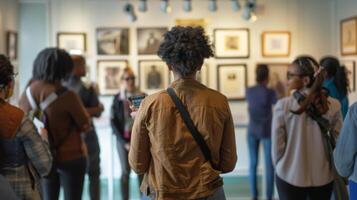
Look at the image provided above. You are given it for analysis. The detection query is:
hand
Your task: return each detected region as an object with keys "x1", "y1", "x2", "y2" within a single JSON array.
[
  {"x1": 124, "y1": 143, "x2": 130, "y2": 151},
  {"x1": 130, "y1": 105, "x2": 138, "y2": 118},
  {"x1": 39, "y1": 128, "x2": 49, "y2": 142}
]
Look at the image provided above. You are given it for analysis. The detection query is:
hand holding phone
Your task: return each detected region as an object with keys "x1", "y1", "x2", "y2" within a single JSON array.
[{"x1": 128, "y1": 94, "x2": 146, "y2": 109}]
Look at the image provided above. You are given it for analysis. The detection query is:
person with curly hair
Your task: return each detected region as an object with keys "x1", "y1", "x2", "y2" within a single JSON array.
[
  {"x1": 0, "y1": 54, "x2": 52, "y2": 199},
  {"x1": 128, "y1": 26, "x2": 237, "y2": 200}
]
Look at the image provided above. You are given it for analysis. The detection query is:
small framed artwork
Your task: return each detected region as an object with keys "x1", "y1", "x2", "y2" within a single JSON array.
[
  {"x1": 97, "y1": 60, "x2": 128, "y2": 95},
  {"x1": 169, "y1": 62, "x2": 209, "y2": 86},
  {"x1": 261, "y1": 63, "x2": 290, "y2": 98},
  {"x1": 137, "y1": 27, "x2": 168, "y2": 55},
  {"x1": 341, "y1": 17, "x2": 357, "y2": 56},
  {"x1": 217, "y1": 64, "x2": 247, "y2": 100},
  {"x1": 341, "y1": 60, "x2": 356, "y2": 91},
  {"x1": 175, "y1": 18, "x2": 206, "y2": 29},
  {"x1": 6, "y1": 31, "x2": 18, "y2": 60},
  {"x1": 214, "y1": 28, "x2": 250, "y2": 59},
  {"x1": 96, "y1": 27, "x2": 129, "y2": 55},
  {"x1": 138, "y1": 60, "x2": 170, "y2": 94},
  {"x1": 57, "y1": 32, "x2": 87, "y2": 54},
  {"x1": 262, "y1": 31, "x2": 291, "y2": 57}
]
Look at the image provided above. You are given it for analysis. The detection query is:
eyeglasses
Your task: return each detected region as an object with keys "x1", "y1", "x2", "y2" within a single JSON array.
[
  {"x1": 123, "y1": 76, "x2": 135, "y2": 81},
  {"x1": 286, "y1": 72, "x2": 305, "y2": 80}
]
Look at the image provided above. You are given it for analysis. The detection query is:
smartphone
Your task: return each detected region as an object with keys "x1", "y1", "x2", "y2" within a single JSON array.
[{"x1": 128, "y1": 94, "x2": 146, "y2": 109}]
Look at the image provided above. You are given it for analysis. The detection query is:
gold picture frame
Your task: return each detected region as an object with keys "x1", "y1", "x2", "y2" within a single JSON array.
[
  {"x1": 262, "y1": 31, "x2": 291, "y2": 57},
  {"x1": 341, "y1": 16, "x2": 357, "y2": 56}
]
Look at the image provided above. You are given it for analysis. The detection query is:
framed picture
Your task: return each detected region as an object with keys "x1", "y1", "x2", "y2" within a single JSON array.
[
  {"x1": 97, "y1": 60, "x2": 128, "y2": 95},
  {"x1": 214, "y1": 28, "x2": 250, "y2": 58},
  {"x1": 137, "y1": 27, "x2": 168, "y2": 55},
  {"x1": 260, "y1": 63, "x2": 290, "y2": 98},
  {"x1": 57, "y1": 32, "x2": 86, "y2": 54},
  {"x1": 341, "y1": 17, "x2": 357, "y2": 56},
  {"x1": 169, "y1": 62, "x2": 209, "y2": 86},
  {"x1": 175, "y1": 18, "x2": 206, "y2": 29},
  {"x1": 96, "y1": 28, "x2": 129, "y2": 55},
  {"x1": 341, "y1": 60, "x2": 356, "y2": 91},
  {"x1": 262, "y1": 31, "x2": 291, "y2": 57},
  {"x1": 138, "y1": 60, "x2": 170, "y2": 94},
  {"x1": 217, "y1": 64, "x2": 247, "y2": 100},
  {"x1": 6, "y1": 31, "x2": 18, "y2": 60}
]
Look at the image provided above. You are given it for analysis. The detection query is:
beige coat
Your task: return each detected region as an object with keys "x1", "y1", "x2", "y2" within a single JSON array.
[{"x1": 129, "y1": 78, "x2": 237, "y2": 200}]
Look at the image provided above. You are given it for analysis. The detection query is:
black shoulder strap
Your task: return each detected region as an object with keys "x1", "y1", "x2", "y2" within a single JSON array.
[{"x1": 166, "y1": 87, "x2": 212, "y2": 163}]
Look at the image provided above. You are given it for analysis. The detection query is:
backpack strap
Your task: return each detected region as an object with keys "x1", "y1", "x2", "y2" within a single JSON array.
[
  {"x1": 166, "y1": 87, "x2": 214, "y2": 167},
  {"x1": 25, "y1": 87, "x2": 38, "y2": 110}
]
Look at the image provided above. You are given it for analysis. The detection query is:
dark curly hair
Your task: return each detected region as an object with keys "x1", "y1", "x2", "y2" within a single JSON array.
[
  {"x1": 32, "y1": 48, "x2": 73, "y2": 83},
  {"x1": 158, "y1": 26, "x2": 214, "y2": 77},
  {"x1": 320, "y1": 56, "x2": 348, "y2": 97},
  {"x1": 0, "y1": 55, "x2": 15, "y2": 88}
]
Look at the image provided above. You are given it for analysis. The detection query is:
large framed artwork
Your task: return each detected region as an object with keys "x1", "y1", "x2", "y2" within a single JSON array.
[
  {"x1": 217, "y1": 64, "x2": 247, "y2": 100},
  {"x1": 261, "y1": 63, "x2": 290, "y2": 98},
  {"x1": 57, "y1": 32, "x2": 87, "y2": 54},
  {"x1": 137, "y1": 27, "x2": 168, "y2": 55},
  {"x1": 6, "y1": 31, "x2": 18, "y2": 60},
  {"x1": 97, "y1": 60, "x2": 128, "y2": 95},
  {"x1": 96, "y1": 28, "x2": 129, "y2": 55},
  {"x1": 175, "y1": 18, "x2": 206, "y2": 29},
  {"x1": 214, "y1": 28, "x2": 250, "y2": 59},
  {"x1": 138, "y1": 60, "x2": 170, "y2": 94},
  {"x1": 341, "y1": 17, "x2": 357, "y2": 56},
  {"x1": 262, "y1": 31, "x2": 291, "y2": 57},
  {"x1": 341, "y1": 60, "x2": 356, "y2": 91}
]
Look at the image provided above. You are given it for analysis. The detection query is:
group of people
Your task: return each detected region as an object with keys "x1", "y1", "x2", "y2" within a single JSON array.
[
  {"x1": 1, "y1": 25, "x2": 357, "y2": 200},
  {"x1": 246, "y1": 55, "x2": 353, "y2": 200}
]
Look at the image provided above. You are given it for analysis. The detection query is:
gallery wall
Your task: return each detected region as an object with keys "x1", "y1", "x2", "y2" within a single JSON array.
[{"x1": 0, "y1": 0, "x2": 18, "y2": 56}]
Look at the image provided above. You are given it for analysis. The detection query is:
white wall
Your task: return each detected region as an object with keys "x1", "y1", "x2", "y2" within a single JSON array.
[{"x1": 332, "y1": 0, "x2": 357, "y2": 103}]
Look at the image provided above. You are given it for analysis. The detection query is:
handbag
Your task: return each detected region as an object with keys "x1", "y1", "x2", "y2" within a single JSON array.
[{"x1": 166, "y1": 87, "x2": 217, "y2": 170}]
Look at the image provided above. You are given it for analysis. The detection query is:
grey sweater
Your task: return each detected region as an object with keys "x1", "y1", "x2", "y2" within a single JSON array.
[
  {"x1": 272, "y1": 96, "x2": 342, "y2": 187},
  {"x1": 334, "y1": 102, "x2": 357, "y2": 182}
]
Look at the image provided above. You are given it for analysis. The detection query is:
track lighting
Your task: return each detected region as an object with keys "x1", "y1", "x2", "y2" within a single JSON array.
[
  {"x1": 208, "y1": 0, "x2": 217, "y2": 12},
  {"x1": 183, "y1": 0, "x2": 192, "y2": 12},
  {"x1": 231, "y1": 0, "x2": 241, "y2": 11},
  {"x1": 138, "y1": 0, "x2": 147, "y2": 12},
  {"x1": 241, "y1": 0, "x2": 257, "y2": 22},
  {"x1": 124, "y1": 3, "x2": 137, "y2": 22},
  {"x1": 160, "y1": 0, "x2": 172, "y2": 13}
]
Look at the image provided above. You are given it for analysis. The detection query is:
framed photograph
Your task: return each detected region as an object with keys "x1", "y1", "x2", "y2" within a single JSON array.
[
  {"x1": 6, "y1": 31, "x2": 18, "y2": 60},
  {"x1": 97, "y1": 60, "x2": 128, "y2": 95},
  {"x1": 175, "y1": 18, "x2": 206, "y2": 29},
  {"x1": 138, "y1": 60, "x2": 170, "y2": 94},
  {"x1": 217, "y1": 64, "x2": 247, "y2": 100},
  {"x1": 261, "y1": 63, "x2": 290, "y2": 98},
  {"x1": 262, "y1": 31, "x2": 291, "y2": 57},
  {"x1": 341, "y1": 60, "x2": 356, "y2": 91},
  {"x1": 137, "y1": 27, "x2": 168, "y2": 55},
  {"x1": 57, "y1": 32, "x2": 87, "y2": 54},
  {"x1": 96, "y1": 28, "x2": 129, "y2": 55},
  {"x1": 169, "y1": 62, "x2": 209, "y2": 86},
  {"x1": 214, "y1": 28, "x2": 250, "y2": 58},
  {"x1": 341, "y1": 17, "x2": 357, "y2": 56}
]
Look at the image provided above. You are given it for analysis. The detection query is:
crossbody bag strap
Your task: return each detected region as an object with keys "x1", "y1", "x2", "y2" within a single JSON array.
[{"x1": 166, "y1": 87, "x2": 212, "y2": 163}]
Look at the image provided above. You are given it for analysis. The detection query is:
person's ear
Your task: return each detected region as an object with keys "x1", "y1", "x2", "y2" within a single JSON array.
[
  {"x1": 168, "y1": 65, "x2": 173, "y2": 71},
  {"x1": 302, "y1": 76, "x2": 311, "y2": 87}
]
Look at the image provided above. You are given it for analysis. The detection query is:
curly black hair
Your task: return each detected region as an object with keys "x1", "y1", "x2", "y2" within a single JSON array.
[
  {"x1": 0, "y1": 55, "x2": 15, "y2": 88},
  {"x1": 32, "y1": 48, "x2": 73, "y2": 83},
  {"x1": 158, "y1": 26, "x2": 214, "y2": 77}
]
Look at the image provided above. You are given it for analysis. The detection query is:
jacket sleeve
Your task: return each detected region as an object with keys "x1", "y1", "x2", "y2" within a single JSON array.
[
  {"x1": 129, "y1": 99, "x2": 151, "y2": 174},
  {"x1": 67, "y1": 91, "x2": 91, "y2": 132},
  {"x1": 20, "y1": 117, "x2": 52, "y2": 177},
  {"x1": 110, "y1": 96, "x2": 127, "y2": 143},
  {"x1": 218, "y1": 102, "x2": 237, "y2": 173},
  {"x1": 271, "y1": 99, "x2": 287, "y2": 166},
  {"x1": 333, "y1": 104, "x2": 357, "y2": 178}
]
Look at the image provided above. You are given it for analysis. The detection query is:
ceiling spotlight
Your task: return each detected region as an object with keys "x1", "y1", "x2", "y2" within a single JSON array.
[
  {"x1": 231, "y1": 0, "x2": 241, "y2": 11},
  {"x1": 160, "y1": 0, "x2": 172, "y2": 13},
  {"x1": 241, "y1": 0, "x2": 256, "y2": 22},
  {"x1": 124, "y1": 3, "x2": 137, "y2": 22},
  {"x1": 208, "y1": 0, "x2": 217, "y2": 12},
  {"x1": 138, "y1": 0, "x2": 147, "y2": 12},
  {"x1": 183, "y1": 0, "x2": 192, "y2": 12}
]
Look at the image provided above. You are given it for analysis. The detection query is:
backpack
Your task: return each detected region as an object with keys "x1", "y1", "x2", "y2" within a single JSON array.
[{"x1": 25, "y1": 86, "x2": 68, "y2": 178}]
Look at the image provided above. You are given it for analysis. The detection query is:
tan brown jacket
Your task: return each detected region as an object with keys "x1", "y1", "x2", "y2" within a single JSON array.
[{"x1": 129, "y1": 78, "x2": 237, "y2": 200}]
